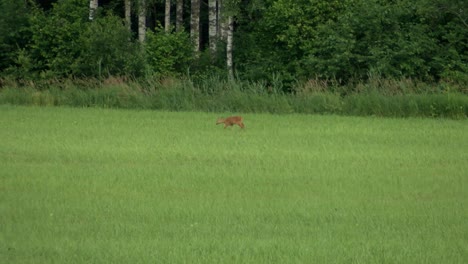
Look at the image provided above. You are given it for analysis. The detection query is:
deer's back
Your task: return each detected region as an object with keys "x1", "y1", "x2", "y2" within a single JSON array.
[{"x1": 226, "y1": 116, "x2": 242, "y2": 123}]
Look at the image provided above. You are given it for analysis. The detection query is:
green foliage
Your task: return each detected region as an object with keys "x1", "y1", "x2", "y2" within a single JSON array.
[
  {"x1": 14, "y1": 0, "x2": 145, "y2": 79},
  {"x1": 1, "y1": 78, "x2": 467, "y2": 119},
  {"x1": 236, "y1": 0, "x2": 346, "y2": 85},
  {"x1": 0, "y1": 0, "x2": 466, "y2": 89},
  {"x1": 236, "y1": 0, "x2": 467, "y2": 84},
  {"x1": 0, "y1": 0, "x2": 30, "y2": 73},
  {"x1": 290, "y1": 93, "x2": 343, "y2": 114},
  {"x1": 145, "y1": 28, "x2": 193, "y2": 76},
  {"x1": 27, "y1": 0, "x2": 89, "y2": 77},
  {"x1": 301, "y1": 0, "x2": 439, "y2": 80},
  {"x1": 76, "y1": 15, "x2": 144, "y2": 77},
  {"x1": 342, "y1": 92, "x2": 468, "y2": 118},
  {"x1": 419, "y1": 0, "x2": 468, "y2": 83}
]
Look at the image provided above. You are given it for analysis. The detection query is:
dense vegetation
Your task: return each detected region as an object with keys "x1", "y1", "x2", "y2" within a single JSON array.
[
  {"x1": 0, "y1": 0, "x2": 467, "y2": 117},
  {"x1": 1, "y1": 77, "x2": 467, "y2": 118}
]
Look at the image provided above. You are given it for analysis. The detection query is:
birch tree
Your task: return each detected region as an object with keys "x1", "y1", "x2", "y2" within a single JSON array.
[
  {"x1": 226, "y1": 15, "x2": 234, "y2": 78},
  {"x1": 125, "y1": 0, "x2": 131, "y2": 31},
  {"x1": 191, "y1": 0, "x2": 200, "y2": 52},
  {"x1": 89, "y1": 0, "x2": 98, "y2": 20},
  {"x1": 138, "y1": 0, "x2": 146, "y2": 42},
  {"x1": 218, "y1": 0, "x2": 227, "y2": 41},
  {"x1": 176, "y1": 0, "x2": 183, "y2": 31},
  {"x1": 165, "y1": 0, "x2": 171, "y2": 32},
  {"x1": 209, "y1": 0, "x2": 218, "y2": 58},
  {"x1": 222, "y1": 0, "x2": 238, "y2": 78}
]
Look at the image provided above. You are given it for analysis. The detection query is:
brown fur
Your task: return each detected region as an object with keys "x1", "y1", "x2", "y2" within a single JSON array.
[{"x1": 216, "y1": 116, "x2": 245, "y2": 129}]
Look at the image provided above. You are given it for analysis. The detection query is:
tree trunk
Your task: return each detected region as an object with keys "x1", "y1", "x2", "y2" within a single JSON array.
[
  {"x1": 89, "y1": 0, "x2": 98, "y2": 20},
  {"x1": 138, "y1": 0, "x2": 146, "y2": 42},
  {"x1": 226, "y1": 16, "x2": 233, "y2": 78},
  {"x1": 165, "y1": 0, "x2": 171, "y2": 32},
  {"x1": 208, "y1": 0, "x2": 218, "y2": 58},
  {"x1": 191, "y1": 0, "x2": 200, "y2": 53},
  {"x1": 218, "y1": 0, "x2": 227, "y2": 41},
  {"x1": 125, "y1": 0, "x2": 131, "y2": 32},
  {"x1": 176, "y1": 0, "x2": 183, "y2": 32}
]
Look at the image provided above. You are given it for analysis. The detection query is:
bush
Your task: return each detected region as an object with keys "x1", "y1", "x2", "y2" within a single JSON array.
[
  {"x1": 26, "y1": 0, "x2": 89, "y2": 77},
  {"x1": 145, "y1": 28, "x2": 193, "y2": 76},
  {"x1": 75, "y1": 15, "x2": 144, "y2": 77},
  {"x1": 0, "y1": 0, "x2": 30, "y2": 73}
]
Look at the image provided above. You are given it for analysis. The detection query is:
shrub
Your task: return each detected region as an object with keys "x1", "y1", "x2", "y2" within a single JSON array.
[
  {"x1": 145, "y1": 28, "x2": 193, "y2": 76},
  {"x1": 75, "y1": 15, "x2": 144, "y2": 78}
]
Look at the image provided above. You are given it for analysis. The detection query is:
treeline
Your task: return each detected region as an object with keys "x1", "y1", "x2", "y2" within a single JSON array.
[
  {"x1": 0, "y1": 0, "x2": 231, "y2": 80},
  {"x1": 238, "y1": 0, "x2": 468, "y2": 86},
  {"x1": 1, "y1": 0, "x2": 467, "y2": 86}
]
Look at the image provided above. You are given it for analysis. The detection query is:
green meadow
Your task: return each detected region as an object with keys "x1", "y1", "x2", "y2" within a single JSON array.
[{"x1": 1, "y1": 105, "x2": 467, "y2": 263}]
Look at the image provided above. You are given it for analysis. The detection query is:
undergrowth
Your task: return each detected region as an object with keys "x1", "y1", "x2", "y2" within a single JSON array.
[{"x1": 0, "y1": 76, "x2": 466, "y2": 118}]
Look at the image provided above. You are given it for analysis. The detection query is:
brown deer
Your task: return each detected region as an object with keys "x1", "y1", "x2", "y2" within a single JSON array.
[{"x1": 216, "y1": 116, "x2": 245, "y2": 129}]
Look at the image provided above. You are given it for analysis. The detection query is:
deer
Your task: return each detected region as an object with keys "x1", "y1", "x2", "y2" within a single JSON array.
[{"x1": 216, "y1": 116, "x2": 245, "y2": 129}]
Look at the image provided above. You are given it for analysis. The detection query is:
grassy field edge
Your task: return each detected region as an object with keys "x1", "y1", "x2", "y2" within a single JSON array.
[
  {"x1": 1, "y1": 105, "x2": 467, "y2": 263},
  {"x1": 0, "y1": 79, "x2": 467, "y2": 118}
]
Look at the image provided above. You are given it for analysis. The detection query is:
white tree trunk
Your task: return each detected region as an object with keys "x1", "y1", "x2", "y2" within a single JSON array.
[
  {"x1": 176, "y1": 0, "x2": 184, "y2": 31},
  {"x1": 125, "y1": 0, "x2": 131, "y2": 31},
  {"x1": 138, "y1": 0, "x2": 146, "y2": 42},
  {"x1": 191, "y1": 0, "x2": 200, "y2": 53},
  {"x1": 89, "y1": 0, "x2": 98, "y2": 20},
  {"x1": 165, "y1": 0, "x2": 171, "y2": 32},
  {"x1": 218, "y1": 0, "x2": 227, "y2": 41},
  {"x1": 208, "y1": 0, "x2": 218, "y2": 58},
  {"x1": 226, "y1": 16, "x2": 234, "y2": 78},
  {"x1": 176, "y1": 0, "x2": 183, "y2": 32}
]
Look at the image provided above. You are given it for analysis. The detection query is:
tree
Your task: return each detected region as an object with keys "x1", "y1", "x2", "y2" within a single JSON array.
[
  {"x1": 89, "y1": 0, "x2": 98, "y2": 20},
  {"x1": 78, "y1": 14, "x2": 141, "y2": 77},
  {"x1": 27, "y1": 0, "x2": 89, "y2": 77},
  {"x1": 125, "y1": 0, "x2": 131, "y2": 31},
  {"x1": 234, "y1": 0, "x2": 349, "y2": 82},
  {"x1": 0, "y1": 0, "x2": 31, "y2": 74},
  {"x1": 138, "y1": 0, "x2": 146, "y2": 42},
  {"x1": 218, "y1": 0, "x2": 227, "y2": 41},
  {"x1": 165, "y1": 0, "x2": 171, "y2": 32},
  {"x1": 176, "y1": 0, "x2": 183, "y2": 31},
  {"x1": 145, "y1": 27, "x2": 193, "y2": 74},
  {"x1": 209, "y1": 0, "x2": 218, "y2": 58},
  {"x1": 222, "y1": 0, "x2": 240, "y2": 78},
  {"x1": 1, "y1": 0, "x2": 465, "y2": 84},
  {"x1": 226, "y1": 15, "x2": 234, "y2": 78},
  {"x1": 191, "y1": 0, "x2": 200, "y2": 52}
]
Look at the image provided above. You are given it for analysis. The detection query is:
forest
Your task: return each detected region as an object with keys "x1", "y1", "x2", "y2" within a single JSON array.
[{"x1": 0, "y1": 0, "x2": 467, "y2": 117}]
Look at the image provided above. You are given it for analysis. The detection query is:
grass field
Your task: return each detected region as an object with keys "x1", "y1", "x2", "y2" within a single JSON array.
[{"x1": 1, "y1": 105, "x2": 467, "y2": 263}]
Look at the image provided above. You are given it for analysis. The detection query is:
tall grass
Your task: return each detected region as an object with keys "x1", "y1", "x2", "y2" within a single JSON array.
[
  {"x1": 1, "y1": 106, "x2": 467, "y2": 263},
  {"x1": 0, "y1": 76, "x2": 467, "y2": 118}
]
